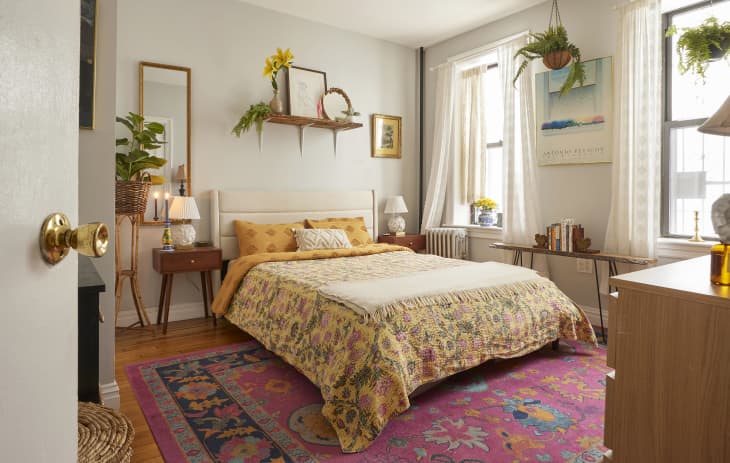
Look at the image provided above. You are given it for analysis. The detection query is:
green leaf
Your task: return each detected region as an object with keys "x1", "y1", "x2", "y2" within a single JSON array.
[
  {"x1": 145, "y1": 122, "x2": 165, "y2": 134},
  {"x1": 116, "y1": 137, "x2": 130, "y2": 146}
]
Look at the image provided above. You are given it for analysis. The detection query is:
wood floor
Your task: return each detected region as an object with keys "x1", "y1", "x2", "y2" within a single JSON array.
[{"x1": 115, "y1": 317, "x2": 251, "y2": 462}]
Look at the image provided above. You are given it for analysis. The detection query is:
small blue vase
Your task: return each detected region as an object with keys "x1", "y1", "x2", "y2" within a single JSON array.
[{"x1": 478, "y1": 211, "x2": 496, "y2": 227}]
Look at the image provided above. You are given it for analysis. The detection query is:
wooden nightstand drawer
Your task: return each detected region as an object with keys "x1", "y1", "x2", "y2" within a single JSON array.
[
  {"x1": 153, "y1": 248, "x2": 222, "y2": 273},
  {"x1": 378, "y1": 234, "x2": 426, "y2": 252}
]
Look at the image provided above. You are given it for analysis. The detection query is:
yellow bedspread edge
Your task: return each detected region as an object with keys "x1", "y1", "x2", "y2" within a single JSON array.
[{"x1": 212, "y1": 243, "x2": 413, "y2": 315}]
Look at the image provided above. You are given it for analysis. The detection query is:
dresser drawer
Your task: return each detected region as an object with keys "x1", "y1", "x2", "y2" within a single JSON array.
[
  {"x1": 154, "y1": 248, "x2": 222, "y2": 273},
  {"x1": 378, "y1": 234, "x2": 426, "y2": 252}
]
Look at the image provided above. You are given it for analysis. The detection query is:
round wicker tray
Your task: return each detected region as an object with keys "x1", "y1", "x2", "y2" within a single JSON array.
[{"x1": 78, "y1": 402, "x2": 134, "y2": 463}]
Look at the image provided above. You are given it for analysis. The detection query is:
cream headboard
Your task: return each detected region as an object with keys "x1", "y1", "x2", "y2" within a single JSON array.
[{"x1": 211, "y1": 189, "x2": 378, "y2": 263}]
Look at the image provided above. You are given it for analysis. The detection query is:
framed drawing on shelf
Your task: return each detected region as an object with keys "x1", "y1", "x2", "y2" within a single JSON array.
[
  {"x1": 287, "y1": 66, "x2": 327, "y2": 118},
  {"x1": 79, "y1": 0, "x2": 97, "y2": 129},
  {"x1": 371, "y1": 114, "x2": 402, "y2": 158}
]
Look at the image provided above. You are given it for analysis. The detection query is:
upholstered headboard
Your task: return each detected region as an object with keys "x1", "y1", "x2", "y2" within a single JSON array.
[{"x1": 211, "y1": 189, "x2": 378, "y2": 264}]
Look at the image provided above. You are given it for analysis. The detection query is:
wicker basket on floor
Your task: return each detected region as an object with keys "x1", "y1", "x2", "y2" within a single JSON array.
[{"x1": 78, "y1": 402, "x2": 134, "y2": 463}]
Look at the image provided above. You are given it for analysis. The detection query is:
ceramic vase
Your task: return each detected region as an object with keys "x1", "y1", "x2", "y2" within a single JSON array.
[
  {"x1": 478, "y1": 210, "x2": 497, "y2": 227},
  {"x1": 269, "y1": 89, "x2": 284, "y2": 114}
]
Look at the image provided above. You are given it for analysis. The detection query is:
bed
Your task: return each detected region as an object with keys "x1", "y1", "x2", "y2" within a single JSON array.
[{"x1": 210, "y1": 189, "x2": 597, "y2": 453}]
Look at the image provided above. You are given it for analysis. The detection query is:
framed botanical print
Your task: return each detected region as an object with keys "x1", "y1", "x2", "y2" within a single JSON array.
[
  {"x1": 371, "y1": 114, "x2": 401, "y2": 158},
  {"x1": 287, "y1": 66, "x2": 327, "y2": 118}
]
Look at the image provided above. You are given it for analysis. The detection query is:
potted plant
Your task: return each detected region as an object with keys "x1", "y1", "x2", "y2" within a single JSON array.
[
  {"x1": 340, "y1": 108, "x2": 361, "y2": 123},
  {"x1": 667, "y1": 16, "x2": 730, "y2": 79},
  {"x1": 513, "y1": 25, "x2": 586, "y2": 95},
  {"x1": 232, "y1": 102, "x2": 272, "y2": 137},
  {"x1": 115, "y1": 112, "x2": 167, "y2": 215},
  {"x1": 474, "y1": 198, "x2": 498, "y2": 227}
]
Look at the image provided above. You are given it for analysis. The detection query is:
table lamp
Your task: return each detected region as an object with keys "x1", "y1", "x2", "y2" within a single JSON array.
[
  {"x1": 385, "y1": 196, "x2": 408, "y2": 235},
  {"x1": 699, "y1": 95, "x2": 730, "y2": 284},
  {"x1": 169, "y1": 196, "x2": 200, "y2": 249},
  {"x1": 174, "y1": 164, "x2": 187, "y2": 196}
]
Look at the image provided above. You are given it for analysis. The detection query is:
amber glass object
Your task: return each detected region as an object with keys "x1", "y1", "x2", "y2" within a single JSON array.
[{"x1": 710, "y1": 243, "x2": 730, "y2": 285}]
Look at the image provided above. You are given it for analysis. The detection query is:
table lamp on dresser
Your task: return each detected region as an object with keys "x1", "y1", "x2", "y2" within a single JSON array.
[
  {"x1": 169, "y1": 196, "x2": 200, "y2": 250},
  {"x1": 385, "y1": 195, "x2": 408, "y2": 235},
  {"x1": 699, "y1": 95, "x2": 730, "y2": 284}
]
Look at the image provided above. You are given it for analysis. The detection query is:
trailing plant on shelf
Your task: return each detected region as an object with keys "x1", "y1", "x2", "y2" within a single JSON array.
[
  {"x1": 667, "y1": 16, "x2": 730, "y2": 79},
  {"x1": 513, "y1": 0, "x2": 585, "y2": 96},
  {"x1": 232, "y1": 102, "x2": 272, "y2": 137},
  {"x1": 115, "y1": 112, "x2": 166, "y2": 183}
]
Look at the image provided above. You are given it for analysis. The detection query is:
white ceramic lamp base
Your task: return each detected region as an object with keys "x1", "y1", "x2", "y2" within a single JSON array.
[
  {"x1": 172, "y1": 223, "x2": 196, "y2": 249},
  {"x1": 387, "y1": 215, "x2": 406, "y2": 234}
]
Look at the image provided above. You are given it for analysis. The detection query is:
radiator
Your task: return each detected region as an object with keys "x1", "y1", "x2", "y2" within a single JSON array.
[{"x1": 426, "y1": 227, "x2": 468, "y2": 259}]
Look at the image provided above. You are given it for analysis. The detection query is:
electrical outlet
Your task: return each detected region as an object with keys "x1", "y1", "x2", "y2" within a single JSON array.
[{"x1": 576, "y1": 258, "x2": 593, "y2": 274}]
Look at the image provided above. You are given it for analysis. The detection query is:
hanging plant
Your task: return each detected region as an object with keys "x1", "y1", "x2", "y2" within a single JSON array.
[
  {"x1": 232, "y1": 102, "x2": 272, "y2": 137},
  {"x1": 667, "y1": 16, "x2": 730, "y2": 79},
  {"x1": 513, "y1": 0, "x2": 586, "y2": 95}
]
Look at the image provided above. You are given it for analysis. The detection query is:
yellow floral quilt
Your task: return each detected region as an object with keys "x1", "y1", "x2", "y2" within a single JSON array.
[{"x1": 223, "y1": 248, "x2": 597, "y2": 452}]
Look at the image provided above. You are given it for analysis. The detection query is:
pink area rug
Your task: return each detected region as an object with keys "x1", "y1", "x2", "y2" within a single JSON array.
[{"x1": 127, "y1": 340, "x2": 608, "y2": 462}]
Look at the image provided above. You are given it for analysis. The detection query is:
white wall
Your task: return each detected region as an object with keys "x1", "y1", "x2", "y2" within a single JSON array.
[
  {"x1": 79, "y1": 0, "x2": 118, "y2": 407},
  {"x1": 0, "y1": 0, "x2": 79, "y2": 460},
  {"x1": 424, "y1": 0, "x2": 622, "y2": 309},
  {"x1": 115, "y1": 0, "x2": 418, "y2": 323}
]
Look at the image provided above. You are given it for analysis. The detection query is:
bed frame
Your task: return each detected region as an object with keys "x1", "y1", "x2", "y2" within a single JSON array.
[{"x1": 210, "y1": 189, "x2": 378, "y2": 288}]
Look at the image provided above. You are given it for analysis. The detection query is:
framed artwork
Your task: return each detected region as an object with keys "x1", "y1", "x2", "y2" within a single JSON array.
[
  {"x1": 79, "y1": 0, "x2": 97, "y2": 129},
  {"x1": 535, "y1": 56, "x2": 613, "y2": 166},
  {"x1": 287, "y1": 66, "x2": 327, "y2": 118},
  {"x1": 371, "y1": 114, "x2": 402, "y2": 158}
]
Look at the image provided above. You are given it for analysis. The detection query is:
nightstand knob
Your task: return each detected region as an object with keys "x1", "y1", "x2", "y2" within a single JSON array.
[
  {"x1": 190, "y1": 259, "x2": 196, "y2": 264},
  {"x1": 409, "y1": 241, "x2": 414, "y2": 246}
]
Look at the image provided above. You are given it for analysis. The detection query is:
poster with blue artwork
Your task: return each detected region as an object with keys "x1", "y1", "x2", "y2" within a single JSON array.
[
  {"x1": 535, "y1": 56, "x2": 613, "y2": 166},
  {"x1": 80, "y1": 0, "x2": 96, "y2": 129}
]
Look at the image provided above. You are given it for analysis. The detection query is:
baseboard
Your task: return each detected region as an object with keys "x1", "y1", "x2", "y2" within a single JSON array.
[
  {"x1": 116, "y1": 301, "x2": 206, "y2": 327},
  {"x1": 99, "y1": 380, "x2": 120, "y2": 409}
]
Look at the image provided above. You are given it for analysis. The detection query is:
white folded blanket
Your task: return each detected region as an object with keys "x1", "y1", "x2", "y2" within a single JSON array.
[{"x1": 318, "y1": 261, "x2": 544, "y2": 321}]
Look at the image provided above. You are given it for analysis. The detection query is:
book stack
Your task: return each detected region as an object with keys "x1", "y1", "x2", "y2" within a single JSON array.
[{"x1": 546, "y1": 219, "x2": 584, "y2": 252}]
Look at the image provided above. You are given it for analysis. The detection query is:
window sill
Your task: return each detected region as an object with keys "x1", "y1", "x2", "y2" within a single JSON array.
[
  {"x1": 443, "y1": 223, "x2": 503, "y2": 240},
  {"x1": 656, "y1": 237, "x2": 716, "y2": 260}
]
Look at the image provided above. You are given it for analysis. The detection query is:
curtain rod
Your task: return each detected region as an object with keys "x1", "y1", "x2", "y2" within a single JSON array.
[{"x1": 428, "y1": 30, "x2": 530, "y2": 71}]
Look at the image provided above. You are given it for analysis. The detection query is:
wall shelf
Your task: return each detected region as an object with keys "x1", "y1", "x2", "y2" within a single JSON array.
[{"x1": 261, "y1": 114, "x2": 363, "y2": 156}]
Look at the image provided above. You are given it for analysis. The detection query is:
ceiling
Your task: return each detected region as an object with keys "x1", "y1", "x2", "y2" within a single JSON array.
[{"x1": 237, "y1": 0, "x2": 545, "y2": 48}]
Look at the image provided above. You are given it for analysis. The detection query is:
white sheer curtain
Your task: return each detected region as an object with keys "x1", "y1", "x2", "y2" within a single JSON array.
[
  {"x1": 604, "y1": 0, "x2": 662, "y2": 258},
  {"x1": 459, "y1": 65, "x2": 489, "y2": 204},
  {"x1": 498, "y1": 36, "x2": 542, "y2": 250},
  {"x1": 421, "y1": 63, "x2": 457, "y2": 232}
]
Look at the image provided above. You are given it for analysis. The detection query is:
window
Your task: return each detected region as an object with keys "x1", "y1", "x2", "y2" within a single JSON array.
[
  {"x1": 663, "y1": 0, "x2": 730, "y2": 238},
  {"x1": 450, "y1": 51, "x2": 504, "y2": 225}
]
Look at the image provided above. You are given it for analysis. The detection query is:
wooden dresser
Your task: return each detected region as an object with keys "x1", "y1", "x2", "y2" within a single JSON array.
[{"x1": 604, "y1": 256, "x2": 730, "y2": 463}]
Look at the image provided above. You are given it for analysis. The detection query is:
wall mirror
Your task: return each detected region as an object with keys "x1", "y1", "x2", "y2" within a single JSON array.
[
  {"x1": 139, "y1": 61, "x2": 191, "y2": 225},
  {"x1": 321, "y1": 87, "x2": 352, "y2": 121}
]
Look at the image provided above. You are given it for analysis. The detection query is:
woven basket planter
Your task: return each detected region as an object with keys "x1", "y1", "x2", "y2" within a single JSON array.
[
  {"x1": 78, "y1": 402, "x2": 134, "y2": 463},
  {"x1": 543, "y1": 50, "x2": 572, "y2": 70},
  {"x1": 115, "y1": 180, "x2": 150, "y2": 215}
]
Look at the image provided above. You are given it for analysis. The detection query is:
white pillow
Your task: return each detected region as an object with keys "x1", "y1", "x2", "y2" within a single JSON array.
[{"x1": 294, "y1": 228, "x2": 352, "y2": 251}]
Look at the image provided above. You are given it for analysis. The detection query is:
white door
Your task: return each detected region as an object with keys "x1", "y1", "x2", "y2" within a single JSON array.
[{"x1": 0, "y1": 1, "x2": 80, "y2": 461}]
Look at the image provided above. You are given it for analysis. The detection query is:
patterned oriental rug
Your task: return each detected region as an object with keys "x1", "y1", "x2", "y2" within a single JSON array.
[{"x1": 127, "y1": 340, "x2": 608, "y2": 463}]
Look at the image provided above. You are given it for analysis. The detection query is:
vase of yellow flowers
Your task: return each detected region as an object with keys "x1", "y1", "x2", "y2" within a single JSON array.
[
  {"x1": 474, "y1": 197, "x2": 498, "y2": 227},
  {"x1": 263, "y1": 47, "x2": 294, "y2": 114}
]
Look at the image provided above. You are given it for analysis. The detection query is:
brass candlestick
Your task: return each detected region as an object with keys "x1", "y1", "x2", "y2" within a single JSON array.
[{"x1": 688, "y1": 210, "x2": 704, "y2": 242}]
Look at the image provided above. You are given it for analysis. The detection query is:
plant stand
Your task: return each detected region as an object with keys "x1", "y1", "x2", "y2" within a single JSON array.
[{"x1": 114, "y1": 213, "x2": 151, "y2": 327}]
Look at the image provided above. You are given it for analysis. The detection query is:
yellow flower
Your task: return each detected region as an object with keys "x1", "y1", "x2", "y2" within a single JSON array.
[
  {"x1": 263, "y1": 56, "x2": 276, "y2": 78},
  {"x1": 474, "y1": 197, "x2": 497, "y2": 210},
  {"x1": 276, "y1": 47, "x2": 294, "y2": 68}
]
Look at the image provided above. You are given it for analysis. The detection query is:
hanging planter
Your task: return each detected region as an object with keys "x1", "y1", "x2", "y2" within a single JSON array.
[
  {"x1": 513, "y1": 0, "x2": 586, "y2": 95},
  {"x1": 667, "y1": 16, "x2": 730, "y2": 79}
]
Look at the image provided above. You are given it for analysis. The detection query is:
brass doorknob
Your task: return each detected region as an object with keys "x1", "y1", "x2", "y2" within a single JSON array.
[{"x1": 40, "y1": 213, "x2": 109, "y2": 265}]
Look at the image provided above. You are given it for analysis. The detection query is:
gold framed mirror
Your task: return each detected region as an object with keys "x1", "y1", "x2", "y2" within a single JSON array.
[{"x1": 139, "y1": 61, "x2": 191, "y2": 225}]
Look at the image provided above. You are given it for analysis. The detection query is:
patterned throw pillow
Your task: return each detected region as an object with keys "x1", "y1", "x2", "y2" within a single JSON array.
[
  {"x1": 294, "y1": 228, "x2": 353, "y2": 251},
  {"x1": 234, "y1": 220, "x2": 305, "y2": 256},
  {"x1": 305, "y1": 217, "x2": 374, "y2": 246}
]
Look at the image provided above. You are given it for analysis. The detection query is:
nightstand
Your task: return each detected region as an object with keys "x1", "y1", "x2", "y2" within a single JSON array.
[
  {"x1": 152, "y1": 246, "x2": 222, "y2": 334},
  {"x1": 378, "y1": 233, "x2": 427, "y2": 253}
]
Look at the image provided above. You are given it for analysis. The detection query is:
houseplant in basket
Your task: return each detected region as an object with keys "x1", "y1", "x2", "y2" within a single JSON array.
[
  {"x1": 513, "y1": 0, "x2": 585, "y2": 95},
  {"x1": 115, "y1": 112, "x2": 167, "y2": 215},
  {"x1": 667, "y1": 16, "x2": 730, "y2": 79}
]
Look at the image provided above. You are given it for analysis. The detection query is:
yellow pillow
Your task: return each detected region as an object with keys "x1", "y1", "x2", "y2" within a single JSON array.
[
  {"x1": 305, "y1": 217, "x2": 374, "y2": 246},
  {"x1": 234, "y1": 220, "x2": 305, "y2": 256}
]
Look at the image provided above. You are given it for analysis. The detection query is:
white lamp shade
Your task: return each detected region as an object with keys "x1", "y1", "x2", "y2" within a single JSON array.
[
  {"x1": 169, "y1": 196, "x2": 200, "y2": 220},
  {"x1": 384, "y1": 196, "x2": 408, "y2": 214},
  {"x1": 699, "y1": 95, "x2": 730, "y2": 136}
]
